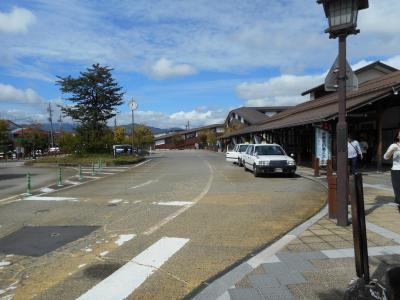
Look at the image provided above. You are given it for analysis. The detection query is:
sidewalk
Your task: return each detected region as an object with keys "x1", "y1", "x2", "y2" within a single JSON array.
[{"x1": 192, "y1": 168, "x2": 400, "y2": 300}]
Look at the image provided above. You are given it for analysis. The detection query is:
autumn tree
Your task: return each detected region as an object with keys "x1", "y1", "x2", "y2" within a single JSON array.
[
  {"x1": 114, "y1": 126, "x2": 126, "y2": 144},
  {"x1": 57, "y1": 64, "x2": 124, "y2": 152},
  {"x1": 0, "y1": 120, "x2": 12, "y2": 153},
  {"x1": 133, "y1": 125, "x2": 154, "y2": 149}
]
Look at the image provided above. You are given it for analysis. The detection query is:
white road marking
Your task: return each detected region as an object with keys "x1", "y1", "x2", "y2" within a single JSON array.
[
  {"x1": 363, "y1": 183, "x2": 393, "y2": 192},
  {"x1": 77, "y1": 237, "x2": 189, "y2": 300},
  {"x1": 108, "y1": 199, "x2": 123, "y2": 204},
  {"x1": 39, "y1": 187, "x2": 55, "y2": 193},
  {"x1": 115, "y1": 234, "x2": 136, "y2": 246},
  {"x1": 129, "y1": 180, "x2": 157, "y2": 190},
  {"x1": 0, "y1": 261, "x2": 11, "y2": 267},
  {"x1": 143, "y1": 161, "x2": 213, "y2": 236},
  {"x1": 78, "y1": 264, "x2": 87, "y2": 269},
  {"x1": 82, "y1": 171, "x2": 115, "y2": 175},
  {"x1": 100, "y1": 251, "x2": 109, "y2": 257},
  {"x1": 23, "y1": 196, "x2": 79, "y2": 202},
  {"x1": 152, "y1": 201, "x2": 194, "y2": 206},
  {"x1": 65, "y1": 180, "x2": 81, "y2": 185},
  {"x1": 133, "y1": 200, "x2": 142, "y2": 204}
]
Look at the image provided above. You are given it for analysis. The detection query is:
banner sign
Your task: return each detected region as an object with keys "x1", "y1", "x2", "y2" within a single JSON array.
[{"x1": 315, "y1": 127, "x2": 331, "y2": 166}]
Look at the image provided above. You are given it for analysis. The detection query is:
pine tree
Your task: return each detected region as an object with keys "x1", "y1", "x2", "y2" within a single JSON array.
[{"x1": 57, "y1": 64, "x2": 124, "y2": 152}]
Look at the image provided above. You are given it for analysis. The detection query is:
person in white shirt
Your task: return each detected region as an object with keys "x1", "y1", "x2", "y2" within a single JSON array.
[
  {"x1": 348, "y1": 135, "x2": 363, "y2": 175},
  {"x1": 384, "y1": 130, "x2": 400, "y2": 208}
]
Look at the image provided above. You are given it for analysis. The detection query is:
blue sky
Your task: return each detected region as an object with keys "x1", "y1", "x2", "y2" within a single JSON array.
[{"x1": 0, "y1": 0, "x2": 399, "y2": 129}]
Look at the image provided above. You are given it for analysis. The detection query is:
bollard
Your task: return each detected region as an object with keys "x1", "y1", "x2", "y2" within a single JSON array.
[
  {"x1": 58, "y1": 167, "x2": 63, "y2": 187},
  {"x1": 27, "y1": 173, "x2": 32, "y2": 195},
  {"x1": 79, "y1": 164, "x2": 83, "y2": 181},
  {"x1": 328, "y1": 175, "x2": 337, "y2": 219},
  {"x1": 327, "y1": 159, "x2": 333, "y2": 176},
  {"x1": 91, "y1": 162, "x2": 96, "y2": 176},
  {"x1": 314, "y1": 157, "x2": 320, "y2": 177}
]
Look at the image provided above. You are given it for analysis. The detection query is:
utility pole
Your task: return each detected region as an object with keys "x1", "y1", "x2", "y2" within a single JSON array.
[
  {"x1": 58, "y1": 114, "x2": 63, "y2": 132},
  {"x1": 47, "y1": 102, "x2": 55, "y2": 147}
]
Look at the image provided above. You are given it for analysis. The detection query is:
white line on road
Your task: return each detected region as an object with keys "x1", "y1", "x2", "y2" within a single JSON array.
[
  {"x1": 152, "y1": 201, "x2": 194, "y2": 206},
  {"x1": 65, "y1": 180, "x2": 81, "y2": 185},
  {"x1": 108, "y1": 199, "x2": 123, "y2": 204},
  {"x1": 115, "y1": 234, "x2": 136, "y2": 246},
  {"x1": 77, "y1": 237, "x2": 189, "y2": 300},
  {"x1": 39, "y1": 187, "x2": 55, "y2": 193},
  {"x1": 129, "y1": 180, "x2": 157, "y2": 190},
  {"x1": 143, "y1": 161, "x2": 213, "y2": 235},
  {"x1": 363, "y1": 183, "x2": 393, "y2": 192},
  {"x1": 82, "y1": 171, "x2": 115, "y2": 175},
  {"x1": 24, "y1": 196, "x2": 79, "y2": 202}
]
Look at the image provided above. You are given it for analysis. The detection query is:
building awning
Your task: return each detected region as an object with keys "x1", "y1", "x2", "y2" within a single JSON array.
[{"x1": 221, "y1": 70, "x2": 400, "y2": 139}]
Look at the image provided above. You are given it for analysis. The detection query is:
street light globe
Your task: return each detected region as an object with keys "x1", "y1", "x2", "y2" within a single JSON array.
[
  {"x1": 317, "y1": 0, "x2": 369, "y2": 37},
  {"x1": 128, "y1": 99, "x2": 138, "y2": 111}
]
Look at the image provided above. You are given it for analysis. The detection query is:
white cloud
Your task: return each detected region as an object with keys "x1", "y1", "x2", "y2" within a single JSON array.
[
  {"x1": 115, "y1": 107, "x2": 227, "y2": 129},
  {"x1": 0, "y1": 6, "x2": 36, "y2": 34},
  {"x1": 149, "y1": 58, "x2": 197, "y2": 79},
  {"x1": 236, "y1": 74, "x2": 324, "y2": 107},
  {"x1": 0, "y1": 83, "x2": 46, "y2": 106}
]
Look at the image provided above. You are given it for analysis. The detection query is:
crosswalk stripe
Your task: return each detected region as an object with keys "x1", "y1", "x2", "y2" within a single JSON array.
[
  {"x1": 24, "y1": 196, "x2": 79, "y2": 202},
  {"x1": 152, "y1": 201, "x2": 194, "y2": 206},
  {"x1": 77, "y1": 237, "x2": 189, "y2": 300},
  {"x1": 81, "y1": 171, "x2": 115, "y2": 175}
]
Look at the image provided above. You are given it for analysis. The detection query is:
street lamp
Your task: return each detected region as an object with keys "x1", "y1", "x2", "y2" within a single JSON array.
[
  {"x1": 318, "y1": 0, "x2": 368, "y2": 227},
  {"x1": 128, "y1": 99, "x2": 138, "y2": 155}
]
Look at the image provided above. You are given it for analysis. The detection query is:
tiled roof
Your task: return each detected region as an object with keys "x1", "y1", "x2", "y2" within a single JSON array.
[{"x1": 226, "y1": 106, "x2": 291, "y2": 125}]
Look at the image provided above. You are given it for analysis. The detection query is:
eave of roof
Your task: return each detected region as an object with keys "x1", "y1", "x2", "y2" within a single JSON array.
[{"x1": 221, "y1": 70, "x2": 400, "y2": 139}]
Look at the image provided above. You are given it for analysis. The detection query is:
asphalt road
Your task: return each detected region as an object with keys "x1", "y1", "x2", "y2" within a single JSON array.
[
  {"x1": 0, "y1": 161, "x2": 76, "y2": 199},
  {"x1": 0, "y1": 150, "x2": 327, "y2": 300}
]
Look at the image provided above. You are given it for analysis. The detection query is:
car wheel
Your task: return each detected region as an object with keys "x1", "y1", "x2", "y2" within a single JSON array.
[{"x1": 253, "y1": 164, "x2": 259, "y2": 177}]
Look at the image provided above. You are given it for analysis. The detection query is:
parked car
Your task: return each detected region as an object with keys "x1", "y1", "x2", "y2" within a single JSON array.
[
  {"x1": 225, "y1": 144, "x2": 249, "y2": 166},
  {"x1": 242, "y1": 144, "x2": 296, "y2": 177}
]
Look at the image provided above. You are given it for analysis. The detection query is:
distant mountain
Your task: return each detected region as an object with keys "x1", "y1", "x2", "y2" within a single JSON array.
[
  {"x1": 40, "y1": 123, "x2": 76, "y2": 132},
  {"x1": 119, "y1": 124, "x2": 183, "y2": 135},
  {"x1": 37, "y1": 122, "x2": 183, "y2": 135}
]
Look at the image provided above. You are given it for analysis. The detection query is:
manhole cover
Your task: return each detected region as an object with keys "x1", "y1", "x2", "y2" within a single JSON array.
[
  {"x1": 0, "y1": 226, "x2": 99, "y2": 257},
  {"x1": 84, "y1": 263, "x2": 122, "y2": 279}
]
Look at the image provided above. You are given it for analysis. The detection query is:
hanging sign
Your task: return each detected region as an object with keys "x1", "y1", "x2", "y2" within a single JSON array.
[{"x1": 315, "y1": 127, "x2": 331, "y2": 166}]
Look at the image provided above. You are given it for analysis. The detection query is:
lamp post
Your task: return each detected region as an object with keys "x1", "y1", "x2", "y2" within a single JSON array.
[
  {"x1": 128, "y1": 99, "x2": 138, "y2": 155},
  {"x1": 318, "y1": 0, "x2": 369, "y2": 227}
]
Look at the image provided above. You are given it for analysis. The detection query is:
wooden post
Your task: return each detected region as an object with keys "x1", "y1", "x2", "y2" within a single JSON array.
[
  {"x1": 376, "y1": 104, "x2": 383, "y2": 170},
  {"x1": 327, "y1": 159, "x2": 333, "y2": 176},
  {"x1": 314, "y1": 157, "x2": 320, "y2": 177},
  {"x1": 328, "y1": 175, "x2": 337, "y2": 219}
]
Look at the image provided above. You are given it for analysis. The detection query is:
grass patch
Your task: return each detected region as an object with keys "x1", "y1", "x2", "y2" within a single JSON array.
[{"x1": 26, "y1": 153, "x2": 145, "y2": 166}]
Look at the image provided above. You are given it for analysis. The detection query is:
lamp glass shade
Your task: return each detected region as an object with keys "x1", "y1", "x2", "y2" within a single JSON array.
[{"x1": 327, "y1": 0, "x2": 358, "y2": 30}]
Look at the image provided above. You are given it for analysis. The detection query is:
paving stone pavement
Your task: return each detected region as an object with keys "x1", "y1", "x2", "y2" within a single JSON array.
[{"x1": 193, "y1": 169, "x2": 400, "y2": 300}]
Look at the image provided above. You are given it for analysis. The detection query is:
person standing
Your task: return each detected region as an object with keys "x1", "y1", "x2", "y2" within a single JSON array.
[
  {"x1": 384, "y1": 130, "x2": 400, "y2": 208},
  {"x1": 348, "y1": 135, "x2": 363, "y2": 175}
]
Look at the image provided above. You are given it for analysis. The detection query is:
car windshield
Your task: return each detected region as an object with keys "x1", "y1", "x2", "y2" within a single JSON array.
[
  {"x1": 239, "y1": 145, "x2": 248, "y2": 152},
  {"x1": 255, "y1": 145, "x2": 285, "y2": 156}
]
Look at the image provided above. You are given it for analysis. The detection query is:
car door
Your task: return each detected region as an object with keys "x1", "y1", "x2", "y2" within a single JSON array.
[
  {"x1": 248, "y1": 146, "x2": 255, "y2": 166},
  {"x1": 244, "y1": 145, "x2": 253, "y2": 167}
]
